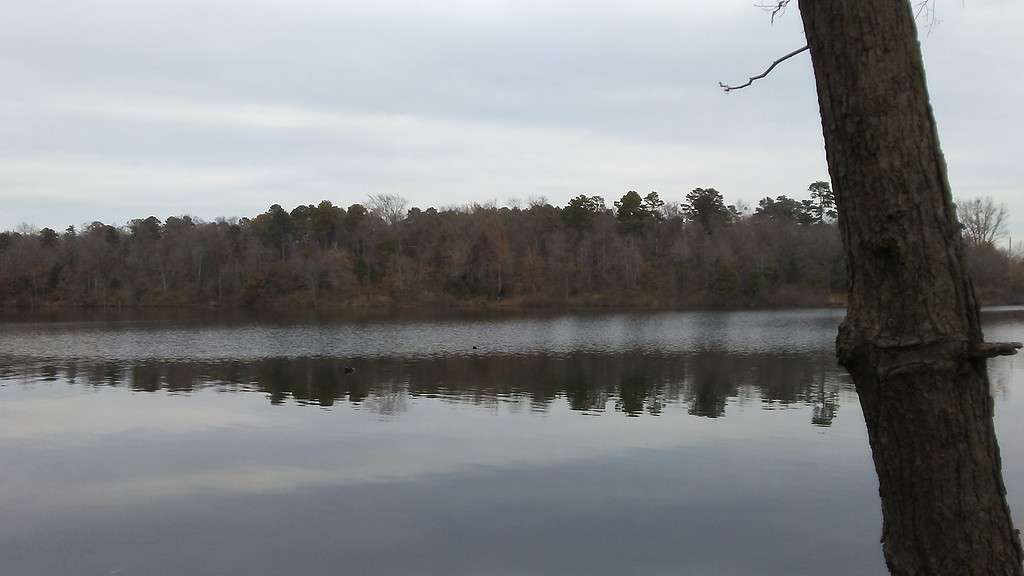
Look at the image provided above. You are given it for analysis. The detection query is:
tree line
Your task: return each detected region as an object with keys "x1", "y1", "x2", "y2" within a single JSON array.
[{"x1": 0, "y1": 184, "x2": 1016, "y2": 309}]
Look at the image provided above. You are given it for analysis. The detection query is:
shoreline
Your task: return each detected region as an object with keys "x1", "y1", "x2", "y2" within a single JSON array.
[{"x1": 4, "y1": 293, "x2": 1022, "y2": 322}]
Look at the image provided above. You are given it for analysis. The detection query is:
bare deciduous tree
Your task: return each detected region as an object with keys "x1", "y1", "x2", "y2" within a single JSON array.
[
  {"x1": 958, "y1": 196, "x2": 1009, "y2": 247},
  {"x1": 368, "y1": 194, "x2": 408, "y2": 227}
]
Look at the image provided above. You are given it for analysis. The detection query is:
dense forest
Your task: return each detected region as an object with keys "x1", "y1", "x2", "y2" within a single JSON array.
[{"x1": 0, "y1": 184, "x2": 1018, "y2": 310}]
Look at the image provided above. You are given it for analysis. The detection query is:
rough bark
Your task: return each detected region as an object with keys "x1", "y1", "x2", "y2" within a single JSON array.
[{"x1": 796, "y1": 0, "x2": 1024, "y2": 573}]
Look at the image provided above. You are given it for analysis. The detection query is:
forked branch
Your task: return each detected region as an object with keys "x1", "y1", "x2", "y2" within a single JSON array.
[{"x1": 718, "y1": 45, "x2": 809, "y2": 92}]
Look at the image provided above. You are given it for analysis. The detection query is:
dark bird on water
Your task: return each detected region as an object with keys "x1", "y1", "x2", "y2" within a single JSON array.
[{"x1": 344, "y1": 366, "x2": 355, "y2": 374}]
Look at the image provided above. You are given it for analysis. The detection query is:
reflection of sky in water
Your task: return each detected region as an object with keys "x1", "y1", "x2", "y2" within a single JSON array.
[
  {"x1": 0, "y1": 307, "x2": 1022, "y2": 575},
  {"x1": 2, "y1": 384, "x2": 879, "y2": 575}
]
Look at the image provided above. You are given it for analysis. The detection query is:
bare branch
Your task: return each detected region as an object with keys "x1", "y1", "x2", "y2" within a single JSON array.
[
  {"x1": 733, "y1": 0, "x2": 939, "y2": 97},
  {"x1": 719, "y1": 45, "x2": 809, "y2": 93},
  {"x1": 754, "y1": 1, "x2": 792, "y2": 25},
  {"x1": 914, "y1": 0, "x2": 941, "y2": 33},
  {"x1": 972, "y1": 342, "x2": 1023, "y2": 359}
]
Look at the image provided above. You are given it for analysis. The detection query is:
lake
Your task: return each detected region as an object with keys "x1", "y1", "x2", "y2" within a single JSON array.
[{"x1": 2, "y1": 307, "x2": 1023, "y2": 575}]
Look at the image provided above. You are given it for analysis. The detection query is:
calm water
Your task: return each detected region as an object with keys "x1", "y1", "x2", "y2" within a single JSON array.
[{"x1": 1, "y1": 308, "x2": 1023, "y2": 575}]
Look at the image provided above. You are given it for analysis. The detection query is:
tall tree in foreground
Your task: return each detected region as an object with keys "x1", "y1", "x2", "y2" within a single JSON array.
[{"x1": 795, "y1": 0, "x2": 1023, "y2": 573}]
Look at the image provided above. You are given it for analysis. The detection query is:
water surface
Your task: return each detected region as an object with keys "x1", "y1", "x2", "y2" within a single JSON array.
[{"x1": 2, "y1": 308, "x2": 1022, "y2": 575}]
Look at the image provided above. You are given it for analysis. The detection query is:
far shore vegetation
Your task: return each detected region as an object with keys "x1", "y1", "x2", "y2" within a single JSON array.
[{"x1": 0, "y1": 185, "x2": 1018, "y2": 311}]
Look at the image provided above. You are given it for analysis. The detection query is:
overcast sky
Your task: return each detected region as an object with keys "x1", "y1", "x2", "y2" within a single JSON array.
[{"x1": 1, "y1": 0, "x2": 1021, "y2": 238}]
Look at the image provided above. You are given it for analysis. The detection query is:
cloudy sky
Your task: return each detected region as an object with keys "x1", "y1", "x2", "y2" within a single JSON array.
[{"x1": 1, "y1": 0, "x2": 1021, "y2": 237}]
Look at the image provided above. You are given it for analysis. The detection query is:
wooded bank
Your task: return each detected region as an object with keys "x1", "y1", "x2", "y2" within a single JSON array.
[{"x1": 0, "y1": 188, "x2": 1017, "y2": 310}]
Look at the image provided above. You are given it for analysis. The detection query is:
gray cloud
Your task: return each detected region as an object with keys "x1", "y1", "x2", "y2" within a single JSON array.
[{"x1": 0, "y1": 0, "x2": 1021, "y2": 238}]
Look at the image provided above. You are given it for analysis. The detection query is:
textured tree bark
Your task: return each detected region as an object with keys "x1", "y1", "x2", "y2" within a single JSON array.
[{"x1": 796, "y1": 0, "x2": 1024, "y2": 573}]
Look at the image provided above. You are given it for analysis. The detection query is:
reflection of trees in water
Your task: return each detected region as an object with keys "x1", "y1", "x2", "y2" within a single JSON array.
[
  {"x1": 38, "y1": 364, "x2": 58, "y2": 382},
  {"x1": 615, "y1": 372, "x2": 664, "y2": 417},
  {"x1": 362, "y1": 379, "x2": 407, "y2": 416},
  {"x1": 0, "y1": 351, "x2": 849, "y2": 423},
  {"x1": 811, "y1": 379, "x2": 840, "y2": 427},
  {"x1": 564, "y1": 364, "x2": 609, "y2": 413},
  {"x1": 686, "y1": 357, "x2": 733, "y2": 418},
  {"x1": 990, "y1": 362, "x2": 1013, "y2": 403}
]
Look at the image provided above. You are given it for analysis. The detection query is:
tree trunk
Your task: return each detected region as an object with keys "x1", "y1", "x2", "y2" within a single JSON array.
[{"x1": 797, "y1": 0, "x2": 1023, "y2": 573}]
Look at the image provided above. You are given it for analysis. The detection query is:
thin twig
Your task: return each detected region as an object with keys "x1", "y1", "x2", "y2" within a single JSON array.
[
  {"x1": 914, "y1": 0, "x2": 942, "y2": 34},
  {"x1": 754, "y1": 1, "x2": 792, "y2": 25},
  {"x1": 718, "y1": 45, "x2": 809, "y2": 93}
]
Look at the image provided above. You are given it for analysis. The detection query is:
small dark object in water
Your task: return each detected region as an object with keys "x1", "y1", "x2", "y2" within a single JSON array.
[
  {"x1": 344, "y1": 366, "x2": 355, "y2": 374},
  {"x1": 472, "y1": 346, "x2": 478, "y2": 350}
]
